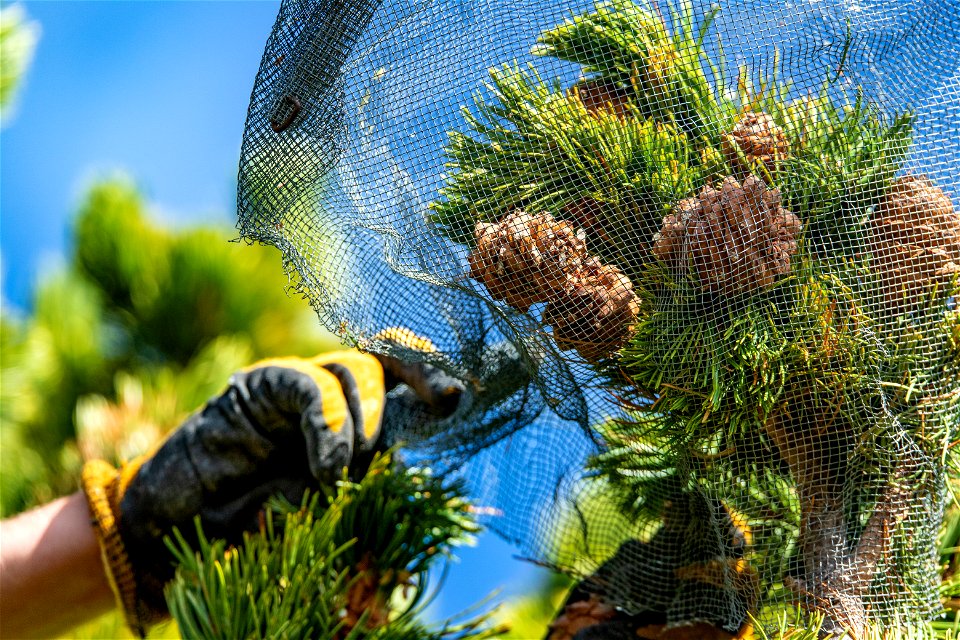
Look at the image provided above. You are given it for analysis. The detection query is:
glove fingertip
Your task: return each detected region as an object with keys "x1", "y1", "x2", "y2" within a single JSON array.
[{"x1": 301, "y1": 406, "x2": 354, "y2": 484}]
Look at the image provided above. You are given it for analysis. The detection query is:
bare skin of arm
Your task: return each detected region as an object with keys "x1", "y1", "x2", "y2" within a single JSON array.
[{"x1": 0, "y1": 492, "x2": 115, "y2": 638}]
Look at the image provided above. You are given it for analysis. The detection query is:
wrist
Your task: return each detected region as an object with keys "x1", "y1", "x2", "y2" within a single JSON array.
[
  {"x1": 0, "y1": 493, "x2": 115, "y2": 638},
  {"x1": 82, "y1": 458, "x2": 162, "y2": 638}
]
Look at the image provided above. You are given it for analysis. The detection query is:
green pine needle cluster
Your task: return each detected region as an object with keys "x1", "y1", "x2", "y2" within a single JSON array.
[
  {"x1": 431, "y1": 0, "x2": 915, "y2": 286},
  {"x1": 618, "y1": 257, "x2": 881, "y2": 449},
  {"x1": 431, "y1": 63, "x2": 699, "y2": 272},
  {"x1": 587, "y1": 418, "x2": 681, "y2": 528},
  {"x1": 769, "y1": 91, "x2": 913, "y2": 254},
  {"x1": 754, "y1": 610, "x2": 960, "y2": 640},
  {"x1": 532, "y1": 0, "x2": 726, "y2": 142},
  {"x1": 164, "y1": 453, "x2": 503, "y2": 640}
]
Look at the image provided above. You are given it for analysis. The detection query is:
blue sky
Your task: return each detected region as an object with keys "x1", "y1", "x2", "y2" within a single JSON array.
[
  {"x1": 2, "y1": 2, "x2": 277, "y2": 307},
  {"x1": 1, "y1": 0, "x2": 546, "y2": 626}
]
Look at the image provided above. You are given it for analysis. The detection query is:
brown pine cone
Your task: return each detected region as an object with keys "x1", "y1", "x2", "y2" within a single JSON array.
[
  {"x1": 650, "y1": 197, "x2": 699, "y2": 269},
  {"x1": 547, "y1": 594, "x2": 617, "y2": 640},
  {"x1": 339, "y1": 554, "x2": 394, "y2": 637},
  {"x1": 569, "y1": 78, "x2": 633, "y2": 119},
  {"x1": 544, "y1": 259, "x2": 640, "y2": 362},
  {"x1": 652, "y1": 175, "x2": 801, "y2": 297},
  {"x1": 870, "y1": 174, "x2": 960, "y2": 312},
  {"x1": 721, "y1": 112, "x2": 789, "y2": 176},
  {"x1": 469, "y1": 210, "x2": 589, "y2": 311}
]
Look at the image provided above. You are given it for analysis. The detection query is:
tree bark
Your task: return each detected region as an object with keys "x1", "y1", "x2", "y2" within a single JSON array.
[
  {"x1": 764, "y1": 410, "x2": 925, "y2": 639},
  {"x1": 763, "y1": 413, "x2": 867, "y2": 637}
]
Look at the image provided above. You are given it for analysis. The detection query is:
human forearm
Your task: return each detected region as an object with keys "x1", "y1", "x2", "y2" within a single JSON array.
[{"x1": 0, "y1": 492, "x2": 115, "y2": 638}]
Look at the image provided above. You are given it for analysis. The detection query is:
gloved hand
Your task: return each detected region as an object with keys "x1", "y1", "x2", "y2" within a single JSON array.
[{"x1": 81, "y1": 335, "x2": 463, "y2": 637}]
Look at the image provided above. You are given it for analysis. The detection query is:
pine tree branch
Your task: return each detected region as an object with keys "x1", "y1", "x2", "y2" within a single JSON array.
[{"x1": 164, "y1": 452, "x2": 504, "y2": 640}]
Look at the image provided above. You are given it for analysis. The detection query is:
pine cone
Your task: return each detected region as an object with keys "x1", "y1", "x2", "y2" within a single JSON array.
[
  {"x1": 570, "y1": 79, "x2": 633, "y2": 119},
  {"x1": 339, "y1": 555, "x2": 392, "y2": 637},
  {"x1": 652, "y1": 176, "x2": 801, "y2": 296},
  {"x1": 544, "y1": 259, "x2": 640, "y2": 362},
  {"x1": 721, "y1": 112, "x2": 789, "y2": 175},
  {"x1": 547, "y1": 594, "x2": 617, "y2": 640},
  {"x1": 870, "y1": 174, "x2": 960, "y2": 312},
  {"x1": 469, "y1": 210, "x2": 589, "y2": 311},
  {"x1": 649, "y1": 197, "x2": 699, "y2": 268}
]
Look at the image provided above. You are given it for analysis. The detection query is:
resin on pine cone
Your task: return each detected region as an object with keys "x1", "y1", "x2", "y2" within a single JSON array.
[
  {"x1": 652, "y1": 175, "x2": 801, "y2": 296},
  {"x1": 721, "y1": 112, "x2": 789, "y2": 176},
  {"x1": 469, "y1": 210, "x2": 589, "y2": 311},
  {"x1": 544, "y1": 259, "x2": 641, "y2": 362},
  {"x1": 870, "y1": 174, "x2": 960, "y2": 311}
]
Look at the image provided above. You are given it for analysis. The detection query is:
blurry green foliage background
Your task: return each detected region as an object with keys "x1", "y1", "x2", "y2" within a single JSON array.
[
  {"x1": 0, "y1": 176, "x2": 340, "y2": 517},
  {"x1": 0, "y1": 178, "x2": 342, "y2": 638}
]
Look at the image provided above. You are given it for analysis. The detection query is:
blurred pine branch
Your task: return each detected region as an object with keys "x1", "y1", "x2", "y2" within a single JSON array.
[{"x1": 0, "y1": 3, "x2": 39, "y2": 123}]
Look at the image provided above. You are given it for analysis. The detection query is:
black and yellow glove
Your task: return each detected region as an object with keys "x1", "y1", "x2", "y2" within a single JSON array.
[{"x1": 81, "y1": 338, "x2": 464, "y2": 636}]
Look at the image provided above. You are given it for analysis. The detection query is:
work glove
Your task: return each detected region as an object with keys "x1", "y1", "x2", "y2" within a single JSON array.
[{"x1": 81, "y1": 330, "x2": 464, "y2": 637}]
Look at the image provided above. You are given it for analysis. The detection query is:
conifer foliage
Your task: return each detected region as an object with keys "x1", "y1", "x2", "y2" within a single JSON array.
[
  {"x1": 165, "y1": 452, "x2": 504, "y2": 640},
  {"x1": 430, "y1": 0, "x2": 960, "y2": 634},
  {"x1": 231, "y1": 0, "x2": 960, "y2": 634}
]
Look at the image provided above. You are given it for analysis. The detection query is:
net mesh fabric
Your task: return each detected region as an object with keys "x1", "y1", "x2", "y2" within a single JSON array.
[{"x1": 237, "y1": 0, "x2": 960, "y2": 635}]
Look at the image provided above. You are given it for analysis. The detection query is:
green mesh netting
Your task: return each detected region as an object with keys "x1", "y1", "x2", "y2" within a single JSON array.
[{"x1": 236, "y1": 0, "x2": 960, "y2": 635}]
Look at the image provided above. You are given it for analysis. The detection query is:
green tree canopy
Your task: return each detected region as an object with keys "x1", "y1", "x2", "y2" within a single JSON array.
[
  {"x1": 1, "y1": 177, "x2": 338, "y2": 517},
  {"x1": 0, "y1": 3, "x2": 40, "y2": 123}
]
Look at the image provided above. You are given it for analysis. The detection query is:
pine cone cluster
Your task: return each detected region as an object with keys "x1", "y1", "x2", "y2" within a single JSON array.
[
  {"x1": 721, "y1": 112, "x2": 789, "y2": 175},
  {"x1": 652, "y1": 175, "x2": 802, "y2": 296},
  {"x1": 469, "y1": 210, "x2": 640, "y2": 361},
  {"x1": 870, "y1": 174, "x2": 960, "y2": 312},
  {"x1": 469, "y1": 211, "x2": 588, "y2": 311},
  {"x1": 547, "y1": 594, "x2": 617, "y2": 640}
]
